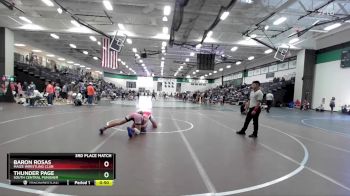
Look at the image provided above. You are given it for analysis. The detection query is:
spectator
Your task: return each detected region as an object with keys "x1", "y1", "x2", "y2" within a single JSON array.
[
  {"x1": 54, "y1": 83, "x2": 61, "y2": 100},
  {"x1": 87, "y1": 82, "x2": 95, "y2": 105},
  {"x1": 265, "y1": 91, "x2": 274, "y2": 113},
  {"x1": 29, "y1": 89, "x2": 43, "y2": 107},
  {"x1": 329, "y1": 97, "x2": 335, "y2": 113},
  {"x1": 45, "y1": 81, "x2": 54, "y2": 105},
  {"x1": 17, "y1": 82, "x2": 23, "y2": 97}
]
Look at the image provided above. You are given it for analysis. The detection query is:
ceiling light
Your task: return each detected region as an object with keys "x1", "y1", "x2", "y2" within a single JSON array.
[
  {"x1": 163, "y1": 27, "x2": 169, "y2": 34},
  {"x1": 80, "y1": 65, "x2": 85, "y2": 68},
  {"x1": 207, "y1": 31, "x2": 213, "y2": 37},
  {"x1": 162, "y1": 16, "x2": 168, "y2": 22},
  {"x1": 161, "y1": 57, "x2": 165, "y2": 60},
  {"x1": 250, "y1": 34, "x2": 257, "y2": 38},
  {"x1": 121, "y1": 61, "x2": 126, "y2": 65},
  {"x1": 132, "y1": 48, "x2": 137, "y2": 53},
  {"x1": 196, "y1": 44, "x2": 202, "y2": 49},
  {"x1": 273, "y1": 17, "x2": 287, "y2": 25},
  {"x1": 185, "y1": 58, "x2": 189, "y2": 62},
  {"x1": 74, "y1": 63, "x2": 80, "y2": 66},
  {"x1": 186, "y1": 75, "x2": 190, "y2": 78},
  {"x1": 164, "y1": 6, "x2": 171, "y2": 16},
  {"x1": 245, "y1": 0, "x2": 253, "y2": 3},
  {"x1": 193, "y1": 72, "x2": 196, "y2": 74},
  {"x1": 67, "y1": 61, "x2": 74, "y2": 64},
  {"x1": 264, "y1": 49, "x2": 273, "y2": 54},
  {"x1": 220, "y1": 11, "x2": 229, "y2": 20},
  {"x1": 97, "y1": 41, "x2": 101, "y2": 45},
  {"x1": 32, "y1": 49, "x2": 42, "y2": 52},
  {"x1": 41, "y1": 0, "x2": 54, "y2": 7},
  {"x1": 289, "y1": 38, "x2": 299, "y2": 44},
  {"x1": 69, "y1": 44, "x2": 77, "y2": 48},
  {"x1": 126, "y1": 38, "x2": 132, "y2": 44},
  {"x1": 83, "y1": 51, "x2": 88, "y2": 55},
  {"x1": 71, "y1": 20, "x2": 80, "y2": 27},
  {"x1": 236, "y1": 61, "x2": 242, "y2": 65},
  {"x1": 14, "y1": 43, "x2": 25, "y2": 47},
  {"x1": 190, "y1": 52, "x2": 195, "y2": 56},
  {"x1": 231, "y1": 46, "x2": 238, "y2": 52},
  {"x1": 57, "y1": 7, "x2": 63, "y2": 14},
  {"x1": 213, "y1": 71, "x2": 217, "y2": 73},
  {"x1": 219, "y1": 68, "x2": 223, "y2": 71},
  {"x1": 89, "y1": 36, "x2": 97, "y2": 42},
  {"x1": 46, "y1": 54, "x2": 55, "y2": 57},
  {"x1": 58, "y1": 58, "x2": 65, "y2": 61},
  {"x1": 205, "y1": 74, "x2": 208, "y2": 77},
  {"x1": 264, "y1": 25, "x2": 269, "y2": 30},
  {"x1": 103, "y1": 0, "x2": 113, "y2": 11},
  {"x1": 118, "y1": 23, "x2": 125, "y2": 30},
  {"x1": 196, "y1": 70, "x2": 199, "y2": 72},
  {"x1": 324, "y1": 23, "x2": 342, "y2": 31},
  {"x1": 162, "y1": 41, "x2": 167, "y2": 47},
  {"x1": 179, "y1": 66, "x2": 183, "y2": 69},
  {"x1": 161, "y1": 61, "x2": 164, "y2": 67},
  {"x1": 86, "y1": 67, "x2": 91, "y2": 70},
  {"x1": 226, "y1": 65, "x2": 231, "y2": 68},
  {"x1": 19, "y1": 16, "x2": 32, "y2": 24},
  {"x1": 139, "y1": 60, "x2": 143, "y2": 63},
  {"x1": 50, "y1": 33, "x2": 59, "y2": 39},
  {"x1": 248, "y1": 56, "x2": 255, "y2": 60},
  {"x1": 200, "y1": 76, "x2": 204, "y2": 79},
  {"x1": 129, "y1": 68, "x2": 132, "y2": 70},
  {"x1": 142, "y1": 64, "x2": 145, "y2": 67},
  {"x1": 162, "y1": 49, "x2": 166, "y2": 53},
  {"x1": 93, "y1": 57, "x2": 98, "y2": 60},
  {"x1": 209, "y1": 73, "x2": 212, "y2": 75},
  {"x1": 117, "y1": 58, "x2": 121, "y2": 61}
]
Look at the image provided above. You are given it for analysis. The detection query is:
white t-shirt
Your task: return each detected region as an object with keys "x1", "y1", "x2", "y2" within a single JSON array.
[
  {"x1": 249, "y1": 89, "x2": 263, "y2": 108},
  {"x1": 266, "y1": 93, "x2": 274, "y2": 101}
]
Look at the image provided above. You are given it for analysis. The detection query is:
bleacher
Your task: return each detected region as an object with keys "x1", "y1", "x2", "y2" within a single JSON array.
[{"x1": 14, "y1": 62, "x2": 84, "y2": 90}]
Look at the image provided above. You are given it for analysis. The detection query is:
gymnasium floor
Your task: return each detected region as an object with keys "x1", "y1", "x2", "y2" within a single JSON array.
[{"x1": 0, "y1": 97, "x2": 350, "y2": 196}]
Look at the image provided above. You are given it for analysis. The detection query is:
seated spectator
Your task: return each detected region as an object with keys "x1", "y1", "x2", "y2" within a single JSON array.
[
  {"x1": 295, "y1": 99, "x2": 301, "y2": 108},
  {"x1": 316, "y1": 104, "x2": 325, "y2": 112},
  {"x1": 300, "y1": 99, "x2": 310, "y2": 111},
  {"x1": 29, "y1": 90, "x2": 43, "y2": 107},
  {"x1": 341, "y1": 105, "x2": 348, "y2": 114},
  {"x1": 74, "y1": 92, "x2": 83, "y2": 106}
]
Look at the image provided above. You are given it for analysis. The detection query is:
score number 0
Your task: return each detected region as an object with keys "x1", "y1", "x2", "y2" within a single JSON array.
[{"x1": 104, "y1": 161, "x2": 110, "y2": 178}]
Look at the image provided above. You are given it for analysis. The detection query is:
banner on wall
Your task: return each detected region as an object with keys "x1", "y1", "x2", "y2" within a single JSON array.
[
  {"x1": 237, "y1": 73, "x2": 243, "y2": 78},
  {"x1": 278, "y1": 62, "x2": 288, "y2": 70},
  {"x1": 289, "y1": 60, "x2": 297, "y2": 69},
  {"x1": 253, "y1": 69, "x2": 261, "y2": 75},
  {"x1": 261, "y1": 67, "x2": 268, "y2": 74},
  {"x1": 269, "y1": 64, "x2": 278, "y2": 72},
  {"x1": 248, "y1": 70, "x2": 254, "y2": 77}
]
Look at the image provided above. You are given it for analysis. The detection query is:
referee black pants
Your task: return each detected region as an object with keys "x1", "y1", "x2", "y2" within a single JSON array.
[{"x1": 240, "y1": 107, "x2": 261, "y2": 136}]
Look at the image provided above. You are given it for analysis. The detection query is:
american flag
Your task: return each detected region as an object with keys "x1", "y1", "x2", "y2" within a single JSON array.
[{"x1": 101, "y1": 37, "x2": 118, "y2": 69}]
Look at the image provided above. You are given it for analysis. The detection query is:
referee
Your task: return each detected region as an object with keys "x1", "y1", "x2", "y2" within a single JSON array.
[{"x1": 236, "y1": 81, "x2": 263, "y2": 138}]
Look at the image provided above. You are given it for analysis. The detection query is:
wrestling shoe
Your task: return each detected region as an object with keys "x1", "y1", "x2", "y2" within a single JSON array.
[
  {"x1": 127, "y1": 127, "x2": 134, "y2": 138},
  {"x1": 248, "y1": 134, "x2": 258, "y2": 138},
  {"x1": 99, "y1": 127, "x2": 106, "y2": 135},
  {"x1": 236, "y1": 131, "x2": 246, "y2": 135}
]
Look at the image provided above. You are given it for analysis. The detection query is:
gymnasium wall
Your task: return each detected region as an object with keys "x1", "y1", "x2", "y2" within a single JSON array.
[
  {"x1": 243, "y1": 60, "x2": 297, "y2": 84},
  {"x1": 103, "y1": 72, "x2": 217, "y2": 93},
  {"x1": 312, "y1": 46, "x2": 350, "y2": 111}
]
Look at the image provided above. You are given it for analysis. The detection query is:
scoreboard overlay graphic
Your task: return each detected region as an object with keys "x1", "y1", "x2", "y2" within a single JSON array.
[{"x1": 7, "y1": 153, "x2": 116, "y2": 186}]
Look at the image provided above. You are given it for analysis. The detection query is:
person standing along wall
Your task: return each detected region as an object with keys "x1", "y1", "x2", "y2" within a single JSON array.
[
  {"x1": 87, "y1": 82, "x2": 95, "y2": 105},
  {"x1": 265, "y1": 91, "x2": 274, "y2": 113},
  {"x1": 330, "y1": 97, "x2": 336, "y2": 113},
  {"x1": 45, "y1": 81, "x2": 54, "y2": 105}
]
